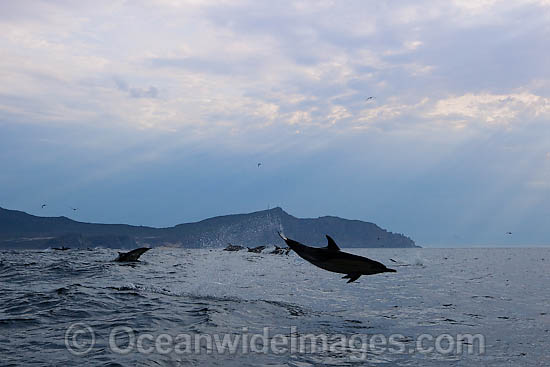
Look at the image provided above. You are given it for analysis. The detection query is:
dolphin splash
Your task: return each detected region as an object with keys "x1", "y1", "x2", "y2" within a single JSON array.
[
  {"x1": 279, "y1": 233, "x2": 396, "y2": 283},
  {"x1": 115, "y1": 247, "x2": 151, "y2": 262}
]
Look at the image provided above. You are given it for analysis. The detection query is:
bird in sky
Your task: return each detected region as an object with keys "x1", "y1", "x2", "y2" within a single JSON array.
[
  {"x1": 365, "y1": 96, "x2": 376, "y2": 102},
  {"x1": 506, "y1": 232, "x2": 512, "y2": 235},
  {"x1": 257, "y1": 163, "x2": 262, "y2": 168},
  {"x1": 41, "y1": 204, "x2": 47, "y2": 208},
  {"x1": 70, "y1": 207, "x2": 78, "y2": 211}
]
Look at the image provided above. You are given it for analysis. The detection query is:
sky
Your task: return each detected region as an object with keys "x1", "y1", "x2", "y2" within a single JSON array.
[{"x1": 1, "y1": 0, "x2": 550, "y2": 246}]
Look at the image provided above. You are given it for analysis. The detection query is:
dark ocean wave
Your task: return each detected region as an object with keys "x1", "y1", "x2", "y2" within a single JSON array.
[{"x1": 0, "y1": 247, "x2": 549, "y2": 366}]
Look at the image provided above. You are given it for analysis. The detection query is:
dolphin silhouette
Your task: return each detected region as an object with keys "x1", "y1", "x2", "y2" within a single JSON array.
[
  {"x1": 279, "y1": 233, "x2": 396, "y2": 283},
  {"x1": 247, "y1": 245, "x2": 266, "y2": 253},
  {"x1": 115, "y1": 247, "x2": 151, "y2": 262}
]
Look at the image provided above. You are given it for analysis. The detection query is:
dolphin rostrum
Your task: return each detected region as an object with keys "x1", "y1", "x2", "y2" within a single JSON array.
[
  {"x1": 279, "y1": 233, "x2": 396, "y2": 283},
  {"x1": 115, "y1": 247, "x2": 151, "y2": 262}
]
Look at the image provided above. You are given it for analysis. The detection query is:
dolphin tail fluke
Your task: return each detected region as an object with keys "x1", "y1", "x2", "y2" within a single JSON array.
[{"x1": 342, "y1": 273, "x2": 361, "y2": 283}]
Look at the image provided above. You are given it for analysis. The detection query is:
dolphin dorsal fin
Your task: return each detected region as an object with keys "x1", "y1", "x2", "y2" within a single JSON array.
[{"x1": 326, "y1": 235, "x2": 340, "y2": 251}]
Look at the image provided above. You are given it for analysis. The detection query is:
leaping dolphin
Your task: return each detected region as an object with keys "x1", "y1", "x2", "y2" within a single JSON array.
[
  {"x1": 278, "y1": 233, "x2": 396, "y2": 283},
  {"x1": 115, "y1": 247, "x2": 151, "y2": 262},
  {"x1": 223, "y1": 244, "x2": 245, "y2": 251},
  {"x1": 247, "y1": 245, "x2": 266, "y2": 253}
]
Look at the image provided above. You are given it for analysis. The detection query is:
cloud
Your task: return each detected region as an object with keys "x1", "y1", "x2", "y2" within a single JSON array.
[
  {"x1": 1, "y1": 0, "x2": 547, "y2": 139},
  {"x1": 427, "y1": 92, "x2": 550, "y2": 125},
  {"x1": 114, "y1": 77, "x2": 158, "y2": 99}
]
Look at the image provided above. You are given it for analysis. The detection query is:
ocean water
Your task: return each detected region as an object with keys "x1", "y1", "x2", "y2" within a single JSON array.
[{"x1": 0, "y1": 247, "x2": 548, "y2": 366}]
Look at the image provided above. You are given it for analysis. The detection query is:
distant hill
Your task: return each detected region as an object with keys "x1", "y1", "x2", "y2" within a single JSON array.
[{"x1": 0, "y1": 206, "x2": 418, "y2": 249}]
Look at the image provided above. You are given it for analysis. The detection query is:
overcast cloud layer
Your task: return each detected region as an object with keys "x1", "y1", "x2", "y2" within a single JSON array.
[{"x1": 1, "y1": 0, "x2": 550, "y2": 246}]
